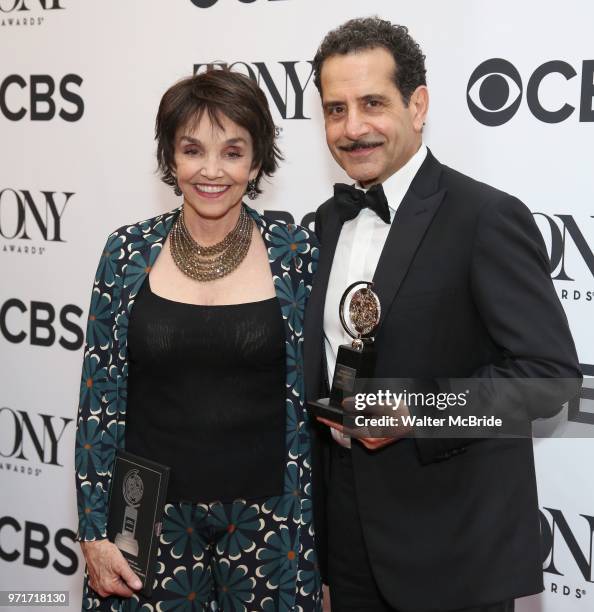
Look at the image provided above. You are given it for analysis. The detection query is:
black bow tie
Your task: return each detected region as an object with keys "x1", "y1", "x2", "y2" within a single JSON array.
[{"x1": 333, "y1": 183, "x2": 391, "y2": 224}]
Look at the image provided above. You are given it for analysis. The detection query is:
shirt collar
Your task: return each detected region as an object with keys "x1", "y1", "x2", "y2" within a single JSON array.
[{"x1": 358, "y1": 143, "x2": 428, "y2": 215}]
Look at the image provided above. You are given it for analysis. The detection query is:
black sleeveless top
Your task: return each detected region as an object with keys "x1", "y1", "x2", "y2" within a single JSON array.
[{"x1": 125, "y1": 279, "x2": 286, "y2": 503}]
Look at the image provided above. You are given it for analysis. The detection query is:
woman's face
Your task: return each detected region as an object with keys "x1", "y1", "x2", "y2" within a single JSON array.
[{"x1": 173, "y1": 111, "x2": 258, "y2": 220}]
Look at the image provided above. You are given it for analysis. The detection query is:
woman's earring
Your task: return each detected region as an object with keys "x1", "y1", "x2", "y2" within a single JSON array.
[
  {"x1": 247, "y1": 179, "x2": 258, "y2": 200},
  {"x1": 174, "y1": 180, "x2": 182, "y2": 197}
]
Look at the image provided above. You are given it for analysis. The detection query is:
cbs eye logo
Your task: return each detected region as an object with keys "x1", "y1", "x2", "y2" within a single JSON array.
[
  {"x1": 190, "y1": 0, "x2": 286, "y2": 7},
  {"x1": 467, "y1": 57, "x2": 594, "y2": 126},
  {"x1": 467, "y1": 59, "x2": 522, "y2": 126}
]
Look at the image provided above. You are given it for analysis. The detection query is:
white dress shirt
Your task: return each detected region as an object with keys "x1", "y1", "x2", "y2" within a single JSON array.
[{"x1": 323, "y1": 144, "x2": 428, "y2": 447}]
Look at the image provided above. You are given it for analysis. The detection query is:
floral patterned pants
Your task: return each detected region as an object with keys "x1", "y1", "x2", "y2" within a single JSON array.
[{"x1": 116, "y1": 498, "x2": 321, "y2": 612}]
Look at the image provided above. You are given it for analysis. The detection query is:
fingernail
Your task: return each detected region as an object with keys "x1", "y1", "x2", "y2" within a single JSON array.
[{"x1": 133, "y1": 580, "x2": 142, "y2": 589}]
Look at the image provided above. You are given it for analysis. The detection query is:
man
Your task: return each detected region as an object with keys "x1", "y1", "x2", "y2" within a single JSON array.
[{"x1": 303, "y1": 17, "x2": 582, "y2": 612}]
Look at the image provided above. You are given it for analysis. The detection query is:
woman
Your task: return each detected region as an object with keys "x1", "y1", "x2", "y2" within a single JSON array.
[{"x1": 75, "y1": 70, "x2": 321, "y2": 611}]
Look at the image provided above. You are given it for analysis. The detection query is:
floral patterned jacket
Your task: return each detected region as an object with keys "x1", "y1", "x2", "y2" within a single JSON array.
[{"x1": 74, "y1": 205, "x2": 319, "y2": 609}]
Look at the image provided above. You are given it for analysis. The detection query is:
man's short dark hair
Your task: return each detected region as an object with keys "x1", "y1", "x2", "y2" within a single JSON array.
[
  {"x1": 312, "y1": 17, "x2": 427, "y2": 105},
  {"x1": 155, "y1": 69, "x2": 282, "y2": 195}
]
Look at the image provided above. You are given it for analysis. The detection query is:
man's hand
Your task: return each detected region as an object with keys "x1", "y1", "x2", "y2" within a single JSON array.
[
  {"x1": 80, "y1": 539, "x2": 142, "y2": 598},
  {"x1": 316, "y1": 416, "x2": 400, "y2": 450},
  {"x1": 317, "y1": 397, "x2": 413, "y2": 451}
]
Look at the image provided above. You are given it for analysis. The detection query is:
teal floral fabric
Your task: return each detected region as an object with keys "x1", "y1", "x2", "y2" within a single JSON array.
[
  {"x1": 114, "y1": 499, "x2": 320, "y2": 611},
  {"x1": 75, "y1": 205, "x2": 321, "y2": 611}
]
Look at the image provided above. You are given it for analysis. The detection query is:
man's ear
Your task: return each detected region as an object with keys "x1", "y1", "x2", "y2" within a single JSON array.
[{"x1": 409, "y1": 86, "x2": 429, "y2": 132}]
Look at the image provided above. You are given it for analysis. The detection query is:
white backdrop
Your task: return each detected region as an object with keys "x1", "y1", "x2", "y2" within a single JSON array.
[{"x1": 1, "y1": 1, "x2": 592, "y2": 610}]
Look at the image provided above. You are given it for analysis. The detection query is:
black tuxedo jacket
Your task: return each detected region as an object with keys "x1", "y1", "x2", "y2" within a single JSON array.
[{"x1": 303, "y1": 150, "x2": 582, "y2": 611}]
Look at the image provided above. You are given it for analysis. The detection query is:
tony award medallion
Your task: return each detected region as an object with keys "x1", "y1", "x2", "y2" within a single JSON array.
[
  {"x1": 308, "y1": 281, "x2": 381, "y2": 424},
  {"x1": 114, "y1": 468, "x2": 144, "y2": 557}
]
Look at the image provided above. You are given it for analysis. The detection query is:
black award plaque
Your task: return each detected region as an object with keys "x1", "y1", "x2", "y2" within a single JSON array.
[
  {"x1": 309, "y1": 281, "x2": 380, "y2": 424},
  {"x1": 106, "y1": 450, "x2": 170, "y2": 597}
]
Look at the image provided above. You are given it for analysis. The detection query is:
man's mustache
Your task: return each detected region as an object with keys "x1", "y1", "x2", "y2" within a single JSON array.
[{"x1": 338, "y1": 140, "x2": 383, "y2": 152}]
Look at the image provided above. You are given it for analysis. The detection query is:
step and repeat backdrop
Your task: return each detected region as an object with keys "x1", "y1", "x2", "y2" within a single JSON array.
[{"x1": 0, "y1": 0, "x2": 592, "y2": 610}]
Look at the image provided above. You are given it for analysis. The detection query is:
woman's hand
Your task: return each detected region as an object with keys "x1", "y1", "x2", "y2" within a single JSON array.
[{"x1": 80, "y1": 540, "x2": 142, "y2": 598}]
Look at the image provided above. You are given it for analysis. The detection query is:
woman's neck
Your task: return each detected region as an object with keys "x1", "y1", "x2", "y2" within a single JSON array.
[{"x1": 182, "y1": 200, "x2": 242, "y2": 246}]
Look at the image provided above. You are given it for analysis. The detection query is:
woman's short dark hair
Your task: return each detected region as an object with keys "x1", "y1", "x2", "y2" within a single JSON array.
[
  {"x1": 155, "y1": 69, "x2": 282, "y2": 195},
  {"x1": 312, "y1": 17, "x2": 427, "y2": 106}
]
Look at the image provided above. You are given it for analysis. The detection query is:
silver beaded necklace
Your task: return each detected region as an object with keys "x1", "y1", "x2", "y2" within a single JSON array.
[{"x1": 169, "y1": 205, "x2": 253, "y2": 282}]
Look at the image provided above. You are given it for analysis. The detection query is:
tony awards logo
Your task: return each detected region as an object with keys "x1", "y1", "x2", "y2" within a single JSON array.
[{"x1": 115, "y1": 468, "x2": 144, "y2": 557}]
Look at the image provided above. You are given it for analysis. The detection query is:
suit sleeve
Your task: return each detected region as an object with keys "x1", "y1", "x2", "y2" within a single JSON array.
[
  {"x1": 314, "y1": 208, "x2": 324, "y2": 243},
  {"x1": 74, "y1": 232, "x2": 124, "y2": 540},
  {"x1": 412, "y1": 195, "x2": 582, "y2": 464},
  {"x1": 314, "y1": 198, "x2": 335, "y2": 245}
]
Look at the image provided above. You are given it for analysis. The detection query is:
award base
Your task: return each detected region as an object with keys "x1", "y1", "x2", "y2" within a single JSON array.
[
  {"x1": 330, "y1": 342, "x2": 376, "y2": 404},
  {"x1": 308, "y1": 342, "x2": 376, "y2": 425},
  {"x1": 307, "y1": 397, "x2": 345, "y2": 425},
  {"x1": 115, "y1": 532, "x2": 139, "y2": 557}
]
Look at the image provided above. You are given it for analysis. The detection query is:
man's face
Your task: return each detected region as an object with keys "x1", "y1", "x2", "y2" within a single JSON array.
[{"x1": 320, "y1": 47, "x2": 427, "y2": 187}]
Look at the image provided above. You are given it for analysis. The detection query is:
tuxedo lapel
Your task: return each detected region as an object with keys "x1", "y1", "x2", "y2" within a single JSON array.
[
  {"x1": 304, "y1": 208, "x2": 342, "y2": 398},
  {"x1": 372, "y1": 150, "x2": 447, "y2": 328}
]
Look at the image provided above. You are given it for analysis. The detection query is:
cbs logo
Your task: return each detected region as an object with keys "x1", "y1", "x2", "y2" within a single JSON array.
[
  {"x1": 0, "y1": 74, "x2": 83, "y2": 122},
  {"x1": 467, "y1": 58, "x2": 594, "y2": 126}
]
